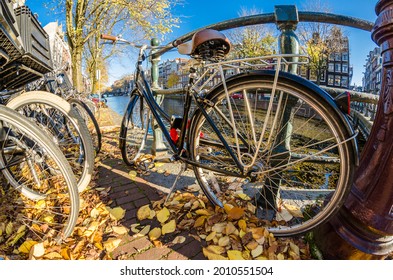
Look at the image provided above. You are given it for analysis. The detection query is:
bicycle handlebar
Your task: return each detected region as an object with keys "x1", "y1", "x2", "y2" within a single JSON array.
[{"x1": 101, "y1": 34, "x2": 118, "y2": 42}]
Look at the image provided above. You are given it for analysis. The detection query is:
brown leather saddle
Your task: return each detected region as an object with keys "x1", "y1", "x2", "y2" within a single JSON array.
[{"x1": 177, "y1": 29, "x2": 231, "y2": 59}]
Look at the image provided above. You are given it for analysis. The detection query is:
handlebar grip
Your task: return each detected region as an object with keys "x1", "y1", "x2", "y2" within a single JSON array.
[{"x1": 101, "y1": 34, "x2": 118, "y2": 41}]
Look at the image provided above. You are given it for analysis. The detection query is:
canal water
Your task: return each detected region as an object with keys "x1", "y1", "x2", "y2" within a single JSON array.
[{"x1": 105, "y1": 95, "x2": 185, "y2": 117}]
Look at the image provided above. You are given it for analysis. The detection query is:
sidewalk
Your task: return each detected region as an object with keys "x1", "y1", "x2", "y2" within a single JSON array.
[{"x1": 95, "y1": 107, "x2": 206, "y2": 260}]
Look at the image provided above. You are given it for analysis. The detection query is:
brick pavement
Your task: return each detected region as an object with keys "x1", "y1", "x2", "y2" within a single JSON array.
[{"x1": 95, "y1": 108, "x2": 207, "y2": 260}]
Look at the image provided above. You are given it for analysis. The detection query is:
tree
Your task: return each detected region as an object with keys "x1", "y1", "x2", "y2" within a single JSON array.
[
  {"x1": 298, "y1": 0, "x2": 346, "y2": 84},
  {"x1": 47, "y1": 0, "x2": 179, "y2": 91},
  {"x1": 227, "y1": 7, "x2": 277, "y2": 59},
  {"x1": 167, "y1": 72, "x2": 180, "y2": 88}
]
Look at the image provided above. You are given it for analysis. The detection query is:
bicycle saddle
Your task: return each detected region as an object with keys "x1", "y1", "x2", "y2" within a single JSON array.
[{"x1": 177, "y1": 29, "x2": 231, "y2": 60}]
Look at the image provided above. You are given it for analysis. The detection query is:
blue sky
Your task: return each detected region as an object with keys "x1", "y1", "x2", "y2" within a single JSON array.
[{"x1": 26, "y1": 0, "x2": 379, "y2": 86}]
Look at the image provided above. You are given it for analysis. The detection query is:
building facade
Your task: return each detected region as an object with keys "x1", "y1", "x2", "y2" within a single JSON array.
[
  {"x1": 158, "y1": 58, "x2": 189, "y2": 89},
  {"x1": 301, "y1": 28, "x2": 352, "y2": 89},
  {"x1": 362, "y1": 47, "x2": 382, "y2": 95}
]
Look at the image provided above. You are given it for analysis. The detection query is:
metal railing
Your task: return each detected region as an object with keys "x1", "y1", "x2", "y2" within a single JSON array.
[{"x1": 149, "y1": 5, "x2": 377, "y2": 151}]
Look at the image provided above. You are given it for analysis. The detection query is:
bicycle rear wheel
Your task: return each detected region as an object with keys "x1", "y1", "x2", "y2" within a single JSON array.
[
  {"x1": 6, "y1": 91, "x2": 95, "y2": 192},
  {"x1": 188, "y1": 72, "x2": 356, "y2": 236},
  {"x1": 0, "y1": 105, "x2": 79, "y2": 243},
  {"x1": 119, "y1": 91, "x2": 150, "y2": 166},
  {"x1": 68, "y1": 98, "x2": 102, "y2": 155}
]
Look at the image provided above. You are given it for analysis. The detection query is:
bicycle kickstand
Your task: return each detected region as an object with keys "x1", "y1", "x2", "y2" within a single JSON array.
[{"x1": 165, "y1": 162, "x2": 188, "y2": 204}]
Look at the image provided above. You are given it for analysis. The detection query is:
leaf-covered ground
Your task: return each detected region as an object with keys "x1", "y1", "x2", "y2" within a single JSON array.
[{"x1": 1, "y1": 111, "x2": 391, "y2": 260}]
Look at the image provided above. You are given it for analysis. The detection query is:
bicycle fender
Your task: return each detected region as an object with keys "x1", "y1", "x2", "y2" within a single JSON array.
[{"x1": 204, "y1": 70, "x2": 360, "y2": 166}]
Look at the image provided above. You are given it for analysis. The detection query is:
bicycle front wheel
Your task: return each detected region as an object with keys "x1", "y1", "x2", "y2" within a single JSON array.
[
  {"x1": 188, "y1": 72, "x2": 356, "y2": 236},
  {"x1": 119, "y1": 91, "x2": 150, "y2": 166},
  {"x1": 6, "y1": 91, "x2": 95, "y2": 192},
  {"x1": 0, "y1": 105, "x2": 79, "y2": 243}
]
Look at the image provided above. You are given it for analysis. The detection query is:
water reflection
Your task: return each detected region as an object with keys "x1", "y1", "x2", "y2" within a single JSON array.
[{"x1": 106, "y1": 95, "x2": 185, "y2": 117}]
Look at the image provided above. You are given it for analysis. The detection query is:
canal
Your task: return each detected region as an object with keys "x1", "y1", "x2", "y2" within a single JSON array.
[{"x1": 105, "y1": 95, "x2": 185, "y2": 117}]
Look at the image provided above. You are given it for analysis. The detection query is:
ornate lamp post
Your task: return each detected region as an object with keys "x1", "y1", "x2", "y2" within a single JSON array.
[{"x1": 315, "y1": 0, "x2": 393, "y2": 259}]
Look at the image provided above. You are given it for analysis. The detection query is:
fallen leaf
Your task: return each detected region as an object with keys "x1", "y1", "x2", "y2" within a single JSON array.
[
  {"x1": 162, "y1": 220, "x2": 176, "y2": 235},
  {"x1": 193, "y1": 216, "x2": 207, "y2": 228},
  {"x1": 218, "y1": 236, "x2": 230, "y2": 247},
  {"x1": 103, "y1": 238, "x2": 122, "y2": 252},
  {"x1": 228, "y1": 207, "x2": 245, "y2": 220},
  {"x1": 205, "y1": 231, "x2": 216, "y2": 242},
  {"x1": 251, "y1": 245, "x2": 263, "y2": 258},
  {"x1": 203, "y1": 248, "x2": 228, "y2": 260},
  {"x1": 212, "y1": 222, "x2": 226, "y2": 233},
  {"x1": 108, "y1": 207, "x2": 126, "y2": 221},
  {"x1": 157, "y1": 207, "x2": 170, "y2": 223},
  {"x1": 237, "y1": 193, "x2": 251, "y2": 201},
  {"x1": 238, "y1": 219, "x2": 247, "y2": 232},
  {"x1": 18, "y1": 240, "x2": 38, "y2": 254},
  {"x1": 135, "y1": 225, "x2": 151, "y2": 237},
  {"x1": 227, "y1": 250, "x2": 245, "y2": 260},
  {"x1": 44, "y1": 252, "x2": 62, "y2": 260},
  {"x1": 283, "y1": 204, "x2": 304, "y2": 218},
  {"x1": 32, "y1": 242, "x2": 45, "y2": 258},
  {"x1": 206, "y1": 245, "x2": 226, "y2": 255},
  {"x1": 172, "y1": 236, "x2": 186, "y2": 244},
  {"x1": 149, "y1": 227, "x2": 162, "y2": 241},
  {"x1": 112, "y1": 226, "x2": 128, "y2": 235},
  {"x1": 137, "y1": 205, "x2": 152, "y2": 221},
  {"x1": 225, "y1": 222, "x2": 237, "y2": 235}
]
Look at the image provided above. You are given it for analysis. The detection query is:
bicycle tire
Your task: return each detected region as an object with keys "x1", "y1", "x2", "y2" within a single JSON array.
[
  {"x1": 6, "y1": 91, "x2": 95, "y2": 193},
  {"x1": 68, "y1": 98, "x2": 102, "y2": 154},
  {"x1": 119, "y1": 90, "x2": 151, "y2": 166},
  {"x1": 188, "y1": 71, "x2": 356, "y2": 236},
  {"x1": 0, "y1": 105, "x2": 79, "y2": 242}
]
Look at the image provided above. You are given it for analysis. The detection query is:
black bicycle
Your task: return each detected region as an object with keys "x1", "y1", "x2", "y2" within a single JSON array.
[{"x1": 102, "y1": 29, "x2": 358, "y2": 236}]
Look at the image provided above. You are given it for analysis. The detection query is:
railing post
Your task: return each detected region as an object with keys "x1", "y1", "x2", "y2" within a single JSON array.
[
  {"x1": 314, "y1": 0, "x2": 393, "y2": 259},
  {"x1": 261, "y1": 5, "x2": 300, "y2": 208},
  {"x1": 150, "y1": 38, "x2": 167, "y2": 156}
]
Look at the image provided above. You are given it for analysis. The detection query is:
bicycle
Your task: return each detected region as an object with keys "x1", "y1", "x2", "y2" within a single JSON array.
[
  {"x1": 0, "y1": 104, "x2": 79, "y2": 244},
  {"x1": 102, "y1": 29, "x2": 358, "y2": 237}
]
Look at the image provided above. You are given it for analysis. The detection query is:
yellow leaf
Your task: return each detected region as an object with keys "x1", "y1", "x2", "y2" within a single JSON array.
[
  {"x1": 227, "y1": 250, "x2": 245, "y2": 260},
  {"x1": 112, "y1": 226, "x2": 128, "y2": 235},
  {"x1": 237, "y1": 193, "x2": 251, "y2": 201},
  {"x1": 251, "y1": 245, "x2": 263, "y2": 258},
  {"x1": 134, "y1": 225, "x2": 151, "y2": 237},
  {"x1": 212, "y1": 222, "x2": 226, "y2": 233},
  {"x1": 32, "y1": 242, "x2": 45, "y2": 258},
  {"x1": 218, "y1": 236, "x2": 230, "y2": 247},
  {"x1": 61, "y1": 248, "x2": 71, "y2": 260},
  {"x1": 206, "y1": 245, "x2": 226, "y2": 255},
  {"x1": 283, "y1": 204, "x2": 304, "y2": 218},
  {"x1": 137, "y1": 205, "x2": 152, "y2": 221},
  {"x1": 90, "y1": 208, "x2": 100, "y2": 219},
  {"x1": 130, "y1": 223, "x2": 140, "y2": 233},
  {"x1": 203, "y1": 248, "x2": 228, "y2": 260},
  {"x1": 195, "y1": 209, "x2": 211, "y2": 216},
  {"x1": 94, "y1": 242, "x2": 104, "y2": 250},
  {"x1": 225, "y1": 222, "x2": 237, "y2": 235},
  {"x1": 250, "y1": 227, "x2": 264, "y2": 240},
  {"x1": 157, "y1": 207, "x2": 170, "y2": 223},
  {"x1": 223, "y1": 204, "x2": 234, "y2": 214},
  {"x1": 148, "y1": 227, "x2": 162, "y2": 241},
  {"x1": 193, "y1": 216, "x2": 207, "y2": 228},
  {"x1": 18, "y1": 240, "x2": 38, "y2": 254},
  {"x1": 129, "y1": 170, "x2": 137, "y2": 179},
  {"x1": 44, "y1": 252, "x2": 62, "y2": 260},
  {"x1": 108, "y1": 207, "x2": 126, "y2": 221},
  {"x1": 103, "y1": 238, "x2": 122, "y2": 252},
  {"x1": 172, "y1": 236, "x2": 186, "y2": 244},
  {"x1": 149, "y1": 210, "x2": 156, "y2": 219},
  {"x1": 228, "y1": 207, "x2": 245, "y2": 220},
  {"x1": 246, "y1": 240, "x2": 259, "y2": 250},
  {"x1": 238, "y1": 219, "x2": 247, "y2": 232},
  {"x1": 205, "y1": 231, "x2": 216, "y2": 242},
  {"x1": 162, "y1": 220, "x2": 176, "y2": 235},
  {"x1": 289, "y1": 242, "x2": 300, "y2": 256},
  {"x1": 5, "y1": 222, "x2": 13, "y2": 236}
]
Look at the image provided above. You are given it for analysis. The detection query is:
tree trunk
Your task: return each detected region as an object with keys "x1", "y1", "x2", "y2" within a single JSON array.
[{"x1": 72, "y1": 46, "x2": 84, "y2": 93}]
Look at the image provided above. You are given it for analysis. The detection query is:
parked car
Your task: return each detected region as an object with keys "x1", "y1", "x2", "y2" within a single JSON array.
[{"x1": 231, "y1": 92, "x2": 244, "y2": 99}]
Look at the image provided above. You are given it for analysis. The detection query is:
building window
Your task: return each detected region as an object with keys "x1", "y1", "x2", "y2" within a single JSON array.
[
  {"x1": 341, "y1": 76, "x2": 348, "y2": 88},
  {"x1": 334, "y1": 76, "x2": 341, "y2": 86},
  {"x1": 335, "y1": 63, "x2": 341, "y2": 72},
  {"x1": 335, "y1": 53, "x2": 341, "y2": 61},
  {"x1": 342, "y1": 63, "x2": 349, "y2": 73},
  {"x1": 342, "y1": 52, "x2": 349, "y2": 61},
  {"x1": 310, "y1": 70, "x2": 317, "y2": 81},
  {"x1": 328, "y1": 63, "x2": 334, "y2": 72},
  {"x1": 328, "y1": 75, "x2": 334, "y2": 85}
]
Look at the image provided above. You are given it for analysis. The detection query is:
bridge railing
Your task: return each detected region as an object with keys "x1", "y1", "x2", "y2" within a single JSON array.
[{"x1": 149, "y1": 6, "x2": 377, "y2": 148}]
